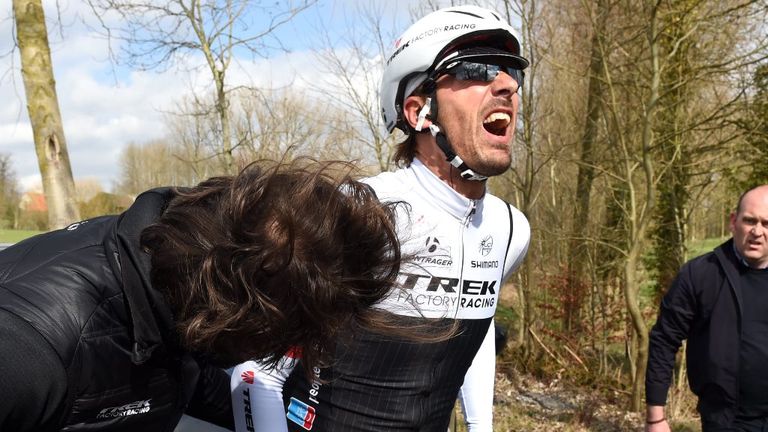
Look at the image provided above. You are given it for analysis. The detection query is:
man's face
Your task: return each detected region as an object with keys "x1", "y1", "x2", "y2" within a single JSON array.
[
  {"x1": 730, "y1": 186, "x2": 768, "y2": 269},
  {"x1": 433, "y1": 65, "x2": 520, "y2": 177}
]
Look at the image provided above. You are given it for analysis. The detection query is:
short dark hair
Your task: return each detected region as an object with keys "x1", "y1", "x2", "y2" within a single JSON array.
[
  {"x1": 393, "y1": 133, "x2": 418, "y2": 167},
  {"x1": 140, "y1": 159, "x2": 403, "y2": 374}
]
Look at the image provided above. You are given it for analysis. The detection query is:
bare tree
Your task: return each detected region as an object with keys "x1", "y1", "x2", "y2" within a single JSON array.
[
  {"x1": 305, "y1": 2, "x2": 403, "y2": 173},
  {"x1": 87, "y1": 0, "x2": 317, "y2": 174},
  {"x1": 12, "y1": 0, "x2": 80, "y2": 229},
  {"x1": 235, "y1": 88, "x2": 321, "y2": 161},
  {"x1": 115, "y1": 138, "x2": 206, "y2": 195},
  {"x1": 561, "y1": 0, "x2": 609, "y2": 336},
  {"x1": 495, "y1": 0, "x2": 561, "y2": 356}
]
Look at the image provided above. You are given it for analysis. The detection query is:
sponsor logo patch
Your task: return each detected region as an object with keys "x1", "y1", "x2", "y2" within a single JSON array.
[
  {"x1": 96, "y1": 399, "x2": 151, "y2": 419},
  {"x1": 287, "y1": 397, "x2": 316, "y2": 430},
  {"x1": 413, "y1": 236, "x2": 452, "y2": 267},
  {"x1": 241, "y1": 370, "x2": 255, "y2": 384},
  {"x1": 66, "y1": 220, "x2": 89, "y2": 231},
  {"x1": 242, "y1": 388, "x2": 255, "y2": 431},
  {"x1": 479, "y1": 235, "x2": 493, "y2": 256}
]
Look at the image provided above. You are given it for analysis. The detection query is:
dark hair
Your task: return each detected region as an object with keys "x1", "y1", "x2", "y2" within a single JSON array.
[
  {"x1": 393, "y1": 133, "x2": 418, "y2": 167},
  {"x1": 140, "y1": 159, "x2": 403, "y2": 374},
  {"x1": 393, "y1": 85, "x2": 431, "y2": 167}
]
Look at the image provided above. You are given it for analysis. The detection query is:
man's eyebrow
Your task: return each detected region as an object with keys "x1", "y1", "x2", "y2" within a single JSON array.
[{"x1": 741, "y1": 214, "x2": 768, "y2": 223}]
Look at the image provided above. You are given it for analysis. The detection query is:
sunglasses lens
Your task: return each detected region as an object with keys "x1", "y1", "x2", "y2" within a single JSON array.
[
  {"x1": 458, "y1": 62, "x2": 492, "y2": 81},
  {"x1": 447, "y1": 62, "x2": 523, "y2": 89},
  {"x1": 508, "y1": 68, "x2": 524, "y2": 88}
]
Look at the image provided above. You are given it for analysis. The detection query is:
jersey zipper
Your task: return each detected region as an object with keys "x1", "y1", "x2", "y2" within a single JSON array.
[
  {"x1": 464, "y1": 199, "x2": 477, "y2": 226},
  {"x1": 456, "y1": 199, "x2": 476, "y2": 317}
]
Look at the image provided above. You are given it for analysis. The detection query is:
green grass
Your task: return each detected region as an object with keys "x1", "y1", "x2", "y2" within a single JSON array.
[
  {"x1": 494, "y1": 303, "x2": 518, "y2": 323},
  {"x1": 0, "y1": 229, "x2": 43, "y2": 244},
  {"x1": 688, "y1": 236, "x2": 728, "y2": 259}
]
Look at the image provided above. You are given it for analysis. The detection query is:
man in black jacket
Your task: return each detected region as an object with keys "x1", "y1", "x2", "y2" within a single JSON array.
[
  {"x1": 646, "y1": 185, "x2": 768, "y2": 432},
  {"x1": 0, "y1": 160, "x2": 402, "y2": 432}
]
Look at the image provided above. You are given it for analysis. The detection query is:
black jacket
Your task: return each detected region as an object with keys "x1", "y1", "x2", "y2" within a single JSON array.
[
  {"x1": 0, "y1": 189, "x2": 233, "y2": 432},
  {"x1": 646, "y1": 239, "x2": 745, "y2": 408}
]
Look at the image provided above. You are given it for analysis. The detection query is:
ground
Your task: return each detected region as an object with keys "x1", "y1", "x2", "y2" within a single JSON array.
[{"x1": 466, "y1": 371, "x2": 702, "y2": 432}]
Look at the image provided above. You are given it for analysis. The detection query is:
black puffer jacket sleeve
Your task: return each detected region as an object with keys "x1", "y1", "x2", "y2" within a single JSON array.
[
  {"x1": 185, "y1": 365, "x2": 235, "y2": 430},
  {"x1": 0, "y1": 310, "x2": 69, "y2": 431}
]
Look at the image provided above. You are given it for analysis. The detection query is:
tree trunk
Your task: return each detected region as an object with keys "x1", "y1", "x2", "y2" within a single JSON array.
[
  {"x1": 565, "y1": 0, "x2": 608, "y2": 334},
  {"x1": 625, "y1": 248, "x2": 649, "y2": 411},
  {"x1": 652, "y1": 0, "x2": 696, "y2": 301},
  {"x1": 13, "y1": 0, "x2": 80, "y2": 229},
  {"x1": 215, "y1": 71, "x2": 235, "y2": 174}
]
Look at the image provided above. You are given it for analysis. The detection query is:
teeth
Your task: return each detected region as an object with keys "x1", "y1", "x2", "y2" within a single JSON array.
[{"x1": 483, "y1": 112, "x2": 511, "y2": 125}]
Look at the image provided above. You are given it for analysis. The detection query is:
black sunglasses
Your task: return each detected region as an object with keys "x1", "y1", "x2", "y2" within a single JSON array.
[{"x1": 441, "y1": 61, "x2": 524, "y2": 90}]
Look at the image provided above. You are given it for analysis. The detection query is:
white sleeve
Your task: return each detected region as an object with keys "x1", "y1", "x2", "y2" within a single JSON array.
[
  {"x1": 231, "y1": 358, "x2": 296, "y2": 432},
  {"x1": 503, "y1": 205, "x2": 531, "y2": 280},
  {"x1": 457, "y1": 320, "x2": 495, "y2": 432}
]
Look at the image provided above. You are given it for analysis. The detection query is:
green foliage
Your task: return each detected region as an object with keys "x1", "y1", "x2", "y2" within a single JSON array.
[
  {"x1": 0, "y1": 154, "x2": 20, "y2": 230},
  {"x1": 15, "y1": 210, "x2": 49, "y2": 231},
  {"x1": 0, "y1": 205, "x2": 16, "y2": 230},
  {"x1": 79, "y1": 192, "x2": 132, "y2": 219},
  {"x1": 495, "y1": 303, "x2": 518, "y2": 324},
  {"x1": 0, "y1": 228, "x2": 42, "y2": 243}
]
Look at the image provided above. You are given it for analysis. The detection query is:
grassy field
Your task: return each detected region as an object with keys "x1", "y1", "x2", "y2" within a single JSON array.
[
  {"x1": 688, "y1": 236, "x2": 728, "y2": 259},
  {"x1": 0, "y1": 229, "x2": 43, "y2": 244}
]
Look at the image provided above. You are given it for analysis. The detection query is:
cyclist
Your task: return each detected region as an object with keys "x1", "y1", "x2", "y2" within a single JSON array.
[{"x1": 232, "y1": 6, "x2": 531, "y2": 431}]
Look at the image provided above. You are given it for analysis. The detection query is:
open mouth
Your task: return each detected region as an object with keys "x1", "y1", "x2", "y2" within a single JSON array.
[{"x1": 483, "y1": 112, "x2": 511, "y2": 136}]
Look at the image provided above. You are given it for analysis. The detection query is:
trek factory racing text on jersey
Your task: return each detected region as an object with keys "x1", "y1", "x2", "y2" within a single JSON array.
[{"x1": 232, "y1": 159, "x2": 530, "y2": 432}]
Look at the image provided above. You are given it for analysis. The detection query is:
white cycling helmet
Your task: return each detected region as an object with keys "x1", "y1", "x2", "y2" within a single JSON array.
[{"x1": 380, "y1": 5, "x2": 529, "y2": 134}]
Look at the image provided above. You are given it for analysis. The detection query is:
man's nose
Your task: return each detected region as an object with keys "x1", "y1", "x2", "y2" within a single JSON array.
[
  {"x1": 751, "y1": 225, "x2": 765, "y2": 236},
  {"x1": 491, "y1": 72, "x2": 520, "y2": 97}
]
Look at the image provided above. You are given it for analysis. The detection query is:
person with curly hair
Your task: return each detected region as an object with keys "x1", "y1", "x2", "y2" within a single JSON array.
[{"x1": 0, "y1": 159, "x2": 403, "y2": 432}]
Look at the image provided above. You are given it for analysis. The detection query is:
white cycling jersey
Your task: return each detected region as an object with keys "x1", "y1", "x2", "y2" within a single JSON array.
[{"x1": 232, "y1": 158, "x2": 530, "y2": 432}]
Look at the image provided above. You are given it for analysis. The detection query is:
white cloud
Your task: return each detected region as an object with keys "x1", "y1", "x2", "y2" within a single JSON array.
[{"x1": 1, "y1": 0, "x2": 422, "y2": 192}]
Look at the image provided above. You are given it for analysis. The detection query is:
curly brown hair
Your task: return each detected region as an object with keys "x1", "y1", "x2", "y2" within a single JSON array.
[{"x1": 140, "y1": 159, "x2": 403, "y2": 375}]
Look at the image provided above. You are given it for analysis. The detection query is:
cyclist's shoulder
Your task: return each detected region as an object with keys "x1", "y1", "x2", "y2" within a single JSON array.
[{"x1": 363, "y1": 168, "x2": 413, "y2": 199}]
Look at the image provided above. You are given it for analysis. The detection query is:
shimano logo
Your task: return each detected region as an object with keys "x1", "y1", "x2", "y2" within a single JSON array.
[
  {"x1": 96, "y1": 399, "x2": 151, "y2": 419},
  {"x1": 242, "y1": 388, "x2": 255, "y2": 431},
  {"x1": 471, "y1": 260, "x2": 499, "y2": 269}
]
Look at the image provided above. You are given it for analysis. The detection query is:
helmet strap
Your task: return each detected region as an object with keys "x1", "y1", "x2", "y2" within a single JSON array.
[
  {"x1": 428, "y1": 124, "x2": 488, "y2": 182},
  {"x1": 414, "y1": 98, "x2": 432, "y2": 132},
  {"x1": 413, "y1": 88, "x2": 488, "y2": 182}
]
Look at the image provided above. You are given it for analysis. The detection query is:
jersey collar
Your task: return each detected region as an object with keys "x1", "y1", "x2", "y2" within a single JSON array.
[{"x1": 409, "y1": 157, "x2": 484, "y2": 220}]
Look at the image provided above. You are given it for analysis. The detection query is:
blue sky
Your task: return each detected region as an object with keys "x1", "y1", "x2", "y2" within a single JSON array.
[{"x1": 1, "y1": 0, "x2": 504, "y2": 192}]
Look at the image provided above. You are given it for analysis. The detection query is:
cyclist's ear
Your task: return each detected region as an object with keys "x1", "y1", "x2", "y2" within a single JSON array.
[{"x1": 403, "y1": 95, "x2": 432, "y2": 131}]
